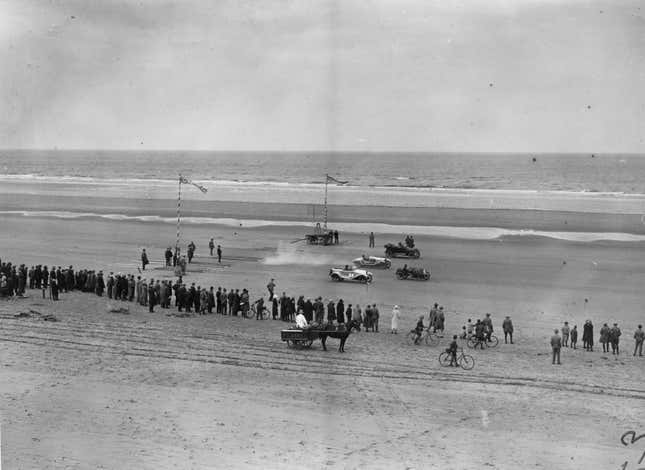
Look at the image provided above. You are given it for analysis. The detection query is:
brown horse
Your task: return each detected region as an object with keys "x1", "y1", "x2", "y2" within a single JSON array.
[{"x1": 319, "y1": 328, "x2": 352, "y2": 352}]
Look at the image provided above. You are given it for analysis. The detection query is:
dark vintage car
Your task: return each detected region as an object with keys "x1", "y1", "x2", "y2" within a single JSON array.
[{"x1": 384, "y1": 243, "x2": 421, "y2": 259}]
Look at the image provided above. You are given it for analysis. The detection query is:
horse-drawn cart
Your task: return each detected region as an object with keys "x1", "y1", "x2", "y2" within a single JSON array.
[{"x1": 281, "y1": 325, "x2": 351, "y2": 352}]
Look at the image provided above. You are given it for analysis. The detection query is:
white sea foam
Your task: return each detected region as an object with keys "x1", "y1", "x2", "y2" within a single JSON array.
[{"x1": 1, "y1": 210, "x2": 644, "y2": 243}]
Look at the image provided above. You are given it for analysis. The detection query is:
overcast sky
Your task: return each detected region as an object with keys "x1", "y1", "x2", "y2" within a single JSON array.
[{"x1": 1, "y1": 0, "x2": 644, "y2": 152}]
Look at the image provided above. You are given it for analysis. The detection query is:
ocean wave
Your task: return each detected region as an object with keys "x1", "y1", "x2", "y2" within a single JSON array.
[
  {"x1": 0, "y1": 173, "x2": 643, "y2": 198},
  {"x1": 1, "y1": 210, "x2": 645, "y2": 243}
]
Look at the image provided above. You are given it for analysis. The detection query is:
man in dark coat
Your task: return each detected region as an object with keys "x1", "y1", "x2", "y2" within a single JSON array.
[
  {"x1": 141, "y1": 249, "x2": 149, "y2": 271},
  {"x1": 95, "y1": 271, "x2": 105, "y2": 296},
  {"x1": 336, "y1": 299, "x2": 345, "y2": 324},
  {"x1": 148, "y1": 282, "x2": 156, "y2": 312},
  {"x1": 303, "y1": 299, "x2": 314, "y2": 322},
  {"x1": 327, "y1": 300, "x2": 336, "y2": 323}
]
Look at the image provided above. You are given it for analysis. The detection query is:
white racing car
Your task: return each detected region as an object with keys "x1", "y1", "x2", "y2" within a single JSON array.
[
  {"x1": 329, "y1": 266, "x2": 373, "y2": 284},
  {"x1": 352, "y1": 255, "x2": 392, "y2": 269}
]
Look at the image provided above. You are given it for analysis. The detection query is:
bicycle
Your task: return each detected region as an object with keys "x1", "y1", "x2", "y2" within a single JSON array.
[
  {"x1": 467, "y1": 334, "x2": 499, "y2": 349},
  {"x1": 250, "y1": 303, "x2": 270, "y2": 320},
  {"x1": 405, "y1": 327, "x2": 441, "y2": 346},
  {"x1": 439, "y1": 348, "x2": 475, "y2": 370}
]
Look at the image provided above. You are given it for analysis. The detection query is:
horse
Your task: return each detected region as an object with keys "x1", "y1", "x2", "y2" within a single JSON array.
[{"x1": 319, "y1": 328, "x2": 352, "y2": 352}]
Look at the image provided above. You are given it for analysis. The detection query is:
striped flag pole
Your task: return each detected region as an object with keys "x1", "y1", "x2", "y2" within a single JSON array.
[
  {"x1": 323, "y1": 174, "x2": 329, "y2": 230},
  {"x1": 176, "y1": 175, "x2": 182, "y2": 253}
]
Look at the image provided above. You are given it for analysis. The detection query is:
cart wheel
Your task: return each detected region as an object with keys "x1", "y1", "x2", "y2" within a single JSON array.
[
  {"x1": 406, "y1": 331, "x2": 418, "y2": 345},
  {"x1": 286, "y1": 340, "x2": 294, "y2": 348},
  {"x1": 425, "y1": 333, "x2": 440, "y2": 346},
  {"x1": 459, "y1": 354, "x2": 475, "y2": 370},
  {"x1": 412, "y1": 249, "x2": 421, "y2": 258},
  {"x1": 438, "y1": 352, "x2": 452, "y2": 367},
  {"x1": 303, "y1": 340, "x2": 313, "y2": 348}
]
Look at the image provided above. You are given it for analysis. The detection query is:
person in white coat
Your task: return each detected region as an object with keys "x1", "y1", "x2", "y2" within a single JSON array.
[{"x1": 391, "y1": 305, "x2": 400, "y2": 334}]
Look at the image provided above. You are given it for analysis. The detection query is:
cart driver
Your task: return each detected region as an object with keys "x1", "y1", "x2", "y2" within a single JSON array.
[
  {"x1": 295, "y1": 310, "x2": 308, "y2": 328},
  {"x1": 362, "y1": 254, "x2": 369, "y2": 261}
]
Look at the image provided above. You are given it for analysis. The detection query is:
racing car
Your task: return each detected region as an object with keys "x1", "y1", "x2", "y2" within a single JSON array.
[
  {"x1": 384, "y1": 243, "x2": 421, "y2": 259},
  {"x1": 329, "y1": 266, "x2": 373, "y2": 283},
  {"x1": 352, "y1": 255, "x2": 392, "y2": 269},
  {"x1": 395, "y1": 266, "x2": 430, "y2": 280}
]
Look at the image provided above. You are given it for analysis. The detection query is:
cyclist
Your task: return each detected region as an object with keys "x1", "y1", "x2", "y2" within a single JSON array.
[
  {"x1": 474, "y1": 319, "x2": 486, "y2": 349},
  {"x1": 413, "y1": 315, "x2": 425, "y2": 344},
  {"x1": 446, "y1": 335, "x2": 459, "y2": 366}
]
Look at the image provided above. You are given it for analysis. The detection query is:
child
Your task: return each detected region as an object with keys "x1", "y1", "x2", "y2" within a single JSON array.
[
  {"x1": 460, "y1": 325, "x2": 467, "y2": 339},
  {"x1": 447, "y1": 335, "x2": 459, "y2": 366},
  {"x1": 466, "y1": 319, "x2": 474, "y2": 339}
]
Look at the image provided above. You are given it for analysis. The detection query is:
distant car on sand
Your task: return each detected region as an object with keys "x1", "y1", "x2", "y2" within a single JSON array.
[
  {"x1": 329, "y1": 267, "x2": 373, "y2": 284},
  {"x1": 352, "y1": 255, "x2": 392, "y2": 269}
]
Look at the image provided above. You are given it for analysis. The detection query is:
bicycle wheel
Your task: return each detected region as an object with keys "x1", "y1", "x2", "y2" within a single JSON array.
[
  {"x1": 244, "y1": 306, "x2": 255, "y2": 319},
  {"x1": 466, "y1": 337, "x2": 477, "y2": 349},
  {"x1": 406, "y1": 331, "x2": 418, "y2": 345},
  {"x1": 487, "y1": 335, "x2": 499, "y2": 348},
  {"x1": 261, "y1": 307, "x2": 270, "y2": 320},
  {"x1": 459, "y1": 354, "x2": 475, "y2": 370},
  {"x1": 438, "y1": 352, "x2": 452, "y2": 367},
  {"x1": 425, "y1": 333, "x2": 440, "y2": 346}
]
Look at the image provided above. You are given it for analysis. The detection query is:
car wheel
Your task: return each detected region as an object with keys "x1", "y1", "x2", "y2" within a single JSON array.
[
  {"x1": 413, "y1": 249, "x2": 420, "y2": 258},
  {"x1": 385, "y1": 260, "x2": 391, "y2": 269}
]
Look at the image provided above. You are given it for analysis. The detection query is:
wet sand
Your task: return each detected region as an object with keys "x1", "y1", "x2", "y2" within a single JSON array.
[{"x1": 1, "y1": 214, "x2": 644, "y2": 469}]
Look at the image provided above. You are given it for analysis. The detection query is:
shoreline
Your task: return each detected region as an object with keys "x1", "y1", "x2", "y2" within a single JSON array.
[{"x1": 2, "y1": 193, "x2": 645, "y2": 236}]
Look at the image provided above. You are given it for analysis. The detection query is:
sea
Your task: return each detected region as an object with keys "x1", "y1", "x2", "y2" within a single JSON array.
[{"x1": 1, "y1": 150, "x2": 645, "y2": 242}]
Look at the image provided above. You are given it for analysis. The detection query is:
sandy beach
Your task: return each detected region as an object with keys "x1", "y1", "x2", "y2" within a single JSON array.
[{"x1": 1, "y1": 212, "x2": 644, "y2": 469}]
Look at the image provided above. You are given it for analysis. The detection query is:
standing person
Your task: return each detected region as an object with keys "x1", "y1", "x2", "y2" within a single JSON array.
[
  {"x1": 209, "y1": 238, "x2": 215, "y2": 256},
  {"x1": 369, "y1": 232, "x2": 375, "y2": 248},
  {"x1": 390, "y1": 305, "x2": 400, "y2": 334},
  {"x1": 599, "y1": 323, "x2": 610, "y2": 353},
  {"x1": 272, "y1": 295, "x2": 278, "y2": 320},
  {"x1": 570, "y1": 325, "x2": 578, "y2": 349},
  {"x1": 148, "y1": 282, "x2": 156, "y2": 312},
  {"x1": 435, "y1": 307, "x2": 445, "y2": 334},
  {"x1": 502, "y1": 316, "x2": 514, "y2": 344},
  {"x1": 141, "y1": 249, "x2": 149, "y2": 271},
  {"x1": 482, "y1": 313, "x2": 493, "y2": 341},
  {"x1": 551, "y1": 329, "x2": 562, "y2": 365},
  {"x1": 373, "y1": 304, "x2": 380, "y2": 332},
  {"x1": 165, "y1": 247, "x2": 173, "y2": 267},
  {"x1": 267, "y1": 278, "x2": 276, "y2": 300},
  {"x1": 609, "y1": 323, "x2": 621, "y2": 355},
  {"x1": 353, "y1": 304, "x2": 362, "y2": 328},
  {"x1": 255, "y1": 297, "x2": 265, "y2": 320},
  {"x1": 187, "y1": 241, "x2": 196, "y2": 263},
  {"x1": 327, "y1": 299, "x2": 336, "y2": 323},
  {"x1": 336, "y1": 299, "x2": 345, "y2": 324},
  {"x1": 334, "y1": 230, "x2": 339, "y2": 244},
  {"x1": 634, "y1": 325, "x2": 644, "y2": 357},
  {"x1": 561, "y1": 322, "x2": 570, "y2": 347},
  {"x1": 428, "y1": 303, "x2": 438, "y2": 331},
  {"x1": 95, "y1": 271, "x2": 105, "y2": 297},
  {"x1": 217, "y1": 245, "x2": 222, "y2": 264},
  {"x1": 216, "y1": 287, "x2": 223, "y2": 313},
  {"x1": 583, "y1": 320, "x2": 594, "y2": 351}
]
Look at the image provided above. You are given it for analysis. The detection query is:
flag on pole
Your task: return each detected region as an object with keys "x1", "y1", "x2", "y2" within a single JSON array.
[
  {"x1": 179, "y1": 175, "x2": 208, "y2": 193},
  {"x1": 326, "y1": 175, "x2": 348, "y2": 185}
]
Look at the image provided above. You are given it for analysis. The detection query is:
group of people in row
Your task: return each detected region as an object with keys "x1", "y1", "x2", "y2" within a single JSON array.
[{"x1": 556, "y1": 320, "x2": 644, "y2": 357}]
